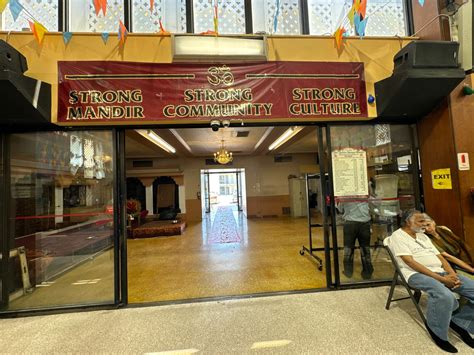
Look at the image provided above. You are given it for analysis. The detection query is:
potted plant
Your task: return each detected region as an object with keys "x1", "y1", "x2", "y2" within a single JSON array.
[{"x1": 126, "y1": 199, "x2": 142, "y2": 228}]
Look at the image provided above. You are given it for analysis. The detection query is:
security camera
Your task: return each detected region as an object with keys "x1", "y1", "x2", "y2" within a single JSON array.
[
  {"x1": 210, "y1": 120, "x2": 220, "y2": 132},
  {"x1": 221, "y1": 120, "x2": 231, "y2": 128}
]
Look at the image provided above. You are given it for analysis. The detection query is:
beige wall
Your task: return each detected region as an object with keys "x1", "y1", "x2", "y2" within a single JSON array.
[{"x1": 126, "y1": 153, "x2": 317, "y2": 220}]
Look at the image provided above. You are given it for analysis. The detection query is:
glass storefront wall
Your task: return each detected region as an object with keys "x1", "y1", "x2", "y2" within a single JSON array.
[
  {"x1": 3, "y1": 131, "x2": 115, "y2": 311},
  {"x1": 330, "y1": 124, "x2": 417, "y2": 284}
]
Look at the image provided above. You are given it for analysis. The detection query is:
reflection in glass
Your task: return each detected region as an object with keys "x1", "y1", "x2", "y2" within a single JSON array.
[
  {"x1": 132, "y1": 0, "x2": 186, "y2": 33},
  {"x1": 6, "y1": 131, "x2": 115, "y2": 310},
  {"x1": 252, "y1": 0, "x2": 301, "y2": 35},
  {"x1": 69, "y1": 0, "x2": 124, "y2": 32},
  {"x1": 1, "y1": 0, "x2": 59, "y2": 31},
  {"x1": 331, "y1": 125, "x2": 416, "y2": 284},
  {"x1": 308, "y1": 0, "x2": 406, "y2": 36},
  {"x1": 193, "y1": 0, "x2": 245, "y2": 34}
]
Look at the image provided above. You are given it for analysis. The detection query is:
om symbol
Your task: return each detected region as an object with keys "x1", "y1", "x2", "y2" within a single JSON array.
[{"x1": 207, "y1": 65, "x2": 234, "y2": 86}]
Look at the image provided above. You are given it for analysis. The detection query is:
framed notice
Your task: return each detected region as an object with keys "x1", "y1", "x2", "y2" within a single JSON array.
[{"x1": 332, "y1": 148, "x2": 368, "y2": 197}]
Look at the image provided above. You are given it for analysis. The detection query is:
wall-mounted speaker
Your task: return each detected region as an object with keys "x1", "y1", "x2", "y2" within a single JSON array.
[
  {"x1": 375, "y1": 41, "x2": 466, "y2": 119},
  {"x1": 0, "y1": 40, "x2": 28, "y2": 74}
]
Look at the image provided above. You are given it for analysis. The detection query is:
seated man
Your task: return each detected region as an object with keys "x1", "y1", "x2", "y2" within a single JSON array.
[
  {"x1": 422, "y1": 214, "x2": 474, "y2": 273},
  {"x1": 390, "y1": 209, "x2": 474, "y2": 353}
]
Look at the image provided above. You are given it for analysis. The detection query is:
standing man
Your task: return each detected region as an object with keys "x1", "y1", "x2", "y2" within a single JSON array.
[
  {"x1": 390, "y1": 209, "x2": 474, "y2": 353},
  {"x1": 338, "y1": 199, "x2": 374, "y2": 279}
]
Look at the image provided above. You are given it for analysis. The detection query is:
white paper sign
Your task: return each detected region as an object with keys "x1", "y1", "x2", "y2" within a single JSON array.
[
  {"x1": 457, "y1": 153, "x2": 470, "y2": 171},
  {"x1": 332, "y1": 148, "x2": 368, "y2": 197}
]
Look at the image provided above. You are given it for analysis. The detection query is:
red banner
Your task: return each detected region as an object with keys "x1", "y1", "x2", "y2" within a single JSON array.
[{"x1": 57, "y1": 61, "x2": 368, "y2": 123}]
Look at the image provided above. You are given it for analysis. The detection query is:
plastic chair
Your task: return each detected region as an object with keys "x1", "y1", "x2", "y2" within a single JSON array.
[{"x1": 383, "y1": 236, "x2": 427, "y2": 323}]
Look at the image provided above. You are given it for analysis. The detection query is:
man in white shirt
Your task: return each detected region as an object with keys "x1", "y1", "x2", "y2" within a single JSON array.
[{"x1": 390, "y1": 209, "x2": 474, "y2": 353}]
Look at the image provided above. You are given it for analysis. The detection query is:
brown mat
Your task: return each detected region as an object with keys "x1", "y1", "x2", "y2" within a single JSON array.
[{"x1": 132, "y1": 220, "x2": 186, "y2": 238}]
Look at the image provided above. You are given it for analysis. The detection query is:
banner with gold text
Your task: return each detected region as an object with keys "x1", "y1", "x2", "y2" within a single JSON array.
[{"x1": 57, "y1": 61, "x2": 368, "y2": 123}]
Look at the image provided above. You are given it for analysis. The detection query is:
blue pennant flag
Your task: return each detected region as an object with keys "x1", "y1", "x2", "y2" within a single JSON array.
[
  {"x1": 273, "y1": 0, "x2": 280, "y2": 34},
  {"x1": 101, "y1": 32, "x2": 109, "y2": 44},
  {"x1": 9, "y1": 0, "x2": 23, "y2": 22},
  {"x1": 354, "y1": 14, "x2": 368, "y2": 37},
  {"x1": 418, "y1": 0, "x2": 425, "y2": 6},
  {"x1": 63, "y1": 31, "x2": 73, "y2": 45}
]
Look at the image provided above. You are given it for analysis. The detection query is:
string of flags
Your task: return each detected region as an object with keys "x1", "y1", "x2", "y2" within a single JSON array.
[{"x1": 0, "y1": 0, "x2": 428, "y2": 50}]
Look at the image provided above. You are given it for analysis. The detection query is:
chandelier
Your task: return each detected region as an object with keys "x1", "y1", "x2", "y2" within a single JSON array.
[{"x1": 214, "y1": 139, "x2": 233, "y2": 165}]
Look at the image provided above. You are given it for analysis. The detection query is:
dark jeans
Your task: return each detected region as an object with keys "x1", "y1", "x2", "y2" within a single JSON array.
[{"x1": 343, "y1": 221, "x2": 374, "y2": 279}]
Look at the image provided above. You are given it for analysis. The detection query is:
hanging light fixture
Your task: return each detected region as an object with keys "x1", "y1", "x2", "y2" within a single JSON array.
[{"x1": 214, "y1": 139, "x2": 233, "y2": 165}]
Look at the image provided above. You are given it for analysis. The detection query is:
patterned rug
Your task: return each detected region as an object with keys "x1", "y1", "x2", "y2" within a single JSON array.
[{"x1": 208, "y1": 206, "x2": 241, "y2": 244}]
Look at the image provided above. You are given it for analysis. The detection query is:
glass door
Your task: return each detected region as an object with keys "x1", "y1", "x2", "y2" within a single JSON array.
[
  {"x1": 1, "y1": 130, "x2": 118, "y2": 312},
  {"x1": 203, "y1": 171, "x2": 211, "y2": 213},
  {"x1": 327, "y1": 124, "x2": 420, "y2": 286},
  {"x1": 0, "y1": 134, "x2": 6, "y2": 308}
]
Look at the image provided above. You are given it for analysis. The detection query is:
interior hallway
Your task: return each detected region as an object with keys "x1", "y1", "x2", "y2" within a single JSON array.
[
  {"x1": 2, "y1": 287, "x2": 472, "y2": 354},
  {"x1": 127, "y1": 212, "x2": 326, "y2": 303}
]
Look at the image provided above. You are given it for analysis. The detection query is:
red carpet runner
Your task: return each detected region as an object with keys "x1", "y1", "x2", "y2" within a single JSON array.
[{"x1": 208, "y1": 206, "x2": 241, "y2": 244}]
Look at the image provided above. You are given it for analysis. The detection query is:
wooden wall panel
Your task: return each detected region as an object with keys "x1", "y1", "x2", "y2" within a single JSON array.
[
  {"x1": 449, "y1": 75, "x2": 474, "y2": 253},
  {"x1": 412, "y1": 0, "x2": 449, "y2": 40},
  {"x1": 246, "y1": 195, "x2": 290, "y2": 218},
  {"x1": 185, "y1": 199, "x2": 202, "y2": 222},
  {"x1": 417, "y1": 99, "x2": 463, "y2": 237}
]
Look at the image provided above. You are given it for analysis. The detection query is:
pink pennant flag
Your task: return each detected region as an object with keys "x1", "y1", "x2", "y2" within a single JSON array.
[{"x1": 158, "y1": 18, "x2": 170, "y2": 35}]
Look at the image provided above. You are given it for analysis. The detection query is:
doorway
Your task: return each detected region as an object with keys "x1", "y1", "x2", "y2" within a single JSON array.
[{"x1": 125, "y1": 125, "x2": 329, "y2": 303}]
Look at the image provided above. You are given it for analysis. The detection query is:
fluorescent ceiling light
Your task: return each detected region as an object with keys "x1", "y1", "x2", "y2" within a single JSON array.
[
  {"x1": 173, "y1": 35, "x2": 267, "y2": 62},
  {"x1": 169, "y1": 129, "x2": 192, "y2": 153},
  {"x1": 135, "y1": 129, "x2": 176, "y2": 154},
  {"x1": 253, "y1": 127, "x2": 274, "y2": 152},
  {"x1": 268, "y1": 127, "x2": 304, "y2": 151}
]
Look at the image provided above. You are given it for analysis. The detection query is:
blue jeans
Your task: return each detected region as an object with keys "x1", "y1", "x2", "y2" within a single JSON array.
[{"x1": 408, "y1": 272, "x2": 474, "y2": 341}]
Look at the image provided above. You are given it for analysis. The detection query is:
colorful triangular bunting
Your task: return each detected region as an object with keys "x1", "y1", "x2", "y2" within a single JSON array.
[
  {"x1": 101, "y1": 32, "x2": 109, "y2": 44},
  {"x1": 418, "y1": 0, "x2": 425, "y2": 6},
  {"x1": 9, "y1": 0, "x2": 22, "y2": 22},
  {"x1": 150, "y1": 0, "x2": 154, "y2": 12},
  {"x1": 63, "y1": 31, "x2": 73, "y2": 45},
  {"x1": 118, "y1": 20, "x2": 127, "y2": 45},
  {"x1": 334, "y1": 26, "x2": 346, "y2": 51},
  {"x1": 0, "y1": 0, "x2": 9, "y2": 13},
  {"x1": 29, "y1": 20, "x2": 48, "y2": 45},
  {"x1": 354, "y1": 14, "x2": 368, "y2": 37}
]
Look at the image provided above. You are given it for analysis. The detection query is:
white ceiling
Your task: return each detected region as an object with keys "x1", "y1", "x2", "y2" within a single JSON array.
[{"x1": 125, "y1": 126, "x2": 318, "y2": 159}]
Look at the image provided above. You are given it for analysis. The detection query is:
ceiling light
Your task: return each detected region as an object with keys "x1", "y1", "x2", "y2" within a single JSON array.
[
  {"x1": 268, "y1": 127, "x2": 303, "y2": 151},
  {"x1": 135, "y1": 129, "x2": 176, "y2": 154},
  {"x1": 214, "y1": 139, "x2": 233, "y2": 165},
  {"x1": 169, "y1": 129, "x2": 192, "y2": 152}
]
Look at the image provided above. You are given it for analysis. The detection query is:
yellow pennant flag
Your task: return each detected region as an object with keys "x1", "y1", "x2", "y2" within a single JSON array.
[
  {"x1": 29, "y1": 20, "x2": 48, "y2": 45},
  {"x1": 347, "y1": 5, "x2": 356, "y2": 27},
  {"x1": 0, "y1": 0, "x2": 9, "y2": 13}
]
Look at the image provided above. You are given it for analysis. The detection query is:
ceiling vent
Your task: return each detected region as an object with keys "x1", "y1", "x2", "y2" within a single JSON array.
[
  {"x1": 236, "y1": 131, "x2": 250, "y2": 138},
  {"x1": 133, "y1": 160, "x2": 153, "y2": 168},
  {"x1": 274, "y1": 155, "x2": 293, "y2": 163}
]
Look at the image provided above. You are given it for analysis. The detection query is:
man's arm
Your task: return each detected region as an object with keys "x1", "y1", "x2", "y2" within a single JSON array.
[
  {"x1": 399, "y1": 255, "x2": 460, "y2": 288},
  {"x1": 437, "y1": 254, "x2": 457, "y2": 275}
]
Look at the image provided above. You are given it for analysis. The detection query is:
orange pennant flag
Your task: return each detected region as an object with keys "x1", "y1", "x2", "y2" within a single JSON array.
[
  {"x1": 158, "y1": 18, "x2": 170, "y2": 35},
  {"x1": 334, "y1": 26, "x2": 346, "y2": 51},
  {"x1": 93, "y1": 0, "x2": 101, "y2": 15},
  {"x1": 358, "y1": 0, "x2": 367, "y2": 18},
  {"x1": 118, "y1": 20, "x2": 127, "y2": 45},
  {"x1": 353, "y1": 0, "x2": 361, "y2": 11},
  {"x1": 100, "y1": 0, "x2": 107, "y2": 16},
  {"x1": 150, "y1": 0, "x2": 154, "y2": 11},
  {"x1": 29, "y1": 20, "x2": 48, "y2": 45}
]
